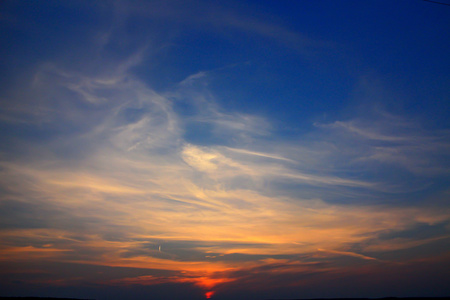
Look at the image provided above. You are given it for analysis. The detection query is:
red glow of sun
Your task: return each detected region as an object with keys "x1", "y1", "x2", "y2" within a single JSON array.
[{"x1": 205, "y1": 291, "x2": 215, "y2": 298}]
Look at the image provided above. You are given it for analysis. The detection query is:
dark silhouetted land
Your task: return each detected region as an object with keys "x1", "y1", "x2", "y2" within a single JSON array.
[
  {"x1": 266, "y1": 298, "x2": 450, "y2": 300},
  {"x1": 0, "y1": 298, "x2": 94, "y2": 300},
  {"x1": 267, "y1": 298, "x2": 450, "y2": 300},
  {"x1": 1, "y1": 297, "x2": 449, "y2": 300}
]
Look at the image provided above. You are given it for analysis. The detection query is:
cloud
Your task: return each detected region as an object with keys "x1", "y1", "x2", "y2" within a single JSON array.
[
  {"x1": 1, "y1": 51, "x2": 449, "y2": 267},
  {"x1": 362, "y1": 235, "x2": 450, "y2": 252},
  {"x1": 315, "y1": 113, "x2": 450, "y2": 178},
  {"x1": 222, "y1": 146, "x2": 296, "y2": 163},
  {"x1": 116, "y1": 0, "x2": 323, "y2": 53},
  {"x1": 317, "y1": 248, "x2": 378, "y2": 261}
]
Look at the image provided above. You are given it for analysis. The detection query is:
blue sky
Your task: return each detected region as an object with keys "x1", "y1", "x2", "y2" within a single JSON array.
[{"x1": 0, "y1": 1, "x2": 449, "y2": 299}]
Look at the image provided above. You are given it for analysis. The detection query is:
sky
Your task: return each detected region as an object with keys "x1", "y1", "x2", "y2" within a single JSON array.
[{"x1": 0, "y1": 1, "x2": 449, "y2": 299}]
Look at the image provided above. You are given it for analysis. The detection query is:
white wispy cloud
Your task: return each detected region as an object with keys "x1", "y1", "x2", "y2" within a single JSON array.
[
  {"x1": 315, "y1": 112, "x2": 450, "y2": 176},
  {"x1": 1, "y1": 57, "x2": 449, "y2": 266}
]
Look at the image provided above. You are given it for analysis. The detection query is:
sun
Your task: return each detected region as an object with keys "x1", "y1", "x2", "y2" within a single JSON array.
[{"x1": 205, "y1": 291, "x2": 215, "y2": 299}]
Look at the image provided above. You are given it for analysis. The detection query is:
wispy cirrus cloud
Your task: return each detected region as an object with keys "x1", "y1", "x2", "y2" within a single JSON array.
[{"x1": 2, "y1": 55, "x2": 450, "y2": 294}]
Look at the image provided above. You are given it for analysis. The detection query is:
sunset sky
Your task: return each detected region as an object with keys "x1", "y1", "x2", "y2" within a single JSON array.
[{"x1": 0, "y1": 1, "x2": 449, "y2": 299}]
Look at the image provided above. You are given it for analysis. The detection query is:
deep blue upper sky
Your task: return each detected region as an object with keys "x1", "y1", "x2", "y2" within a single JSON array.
[{"x1": 2, "y1": 0, "x2": 449, "y2": 128}]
